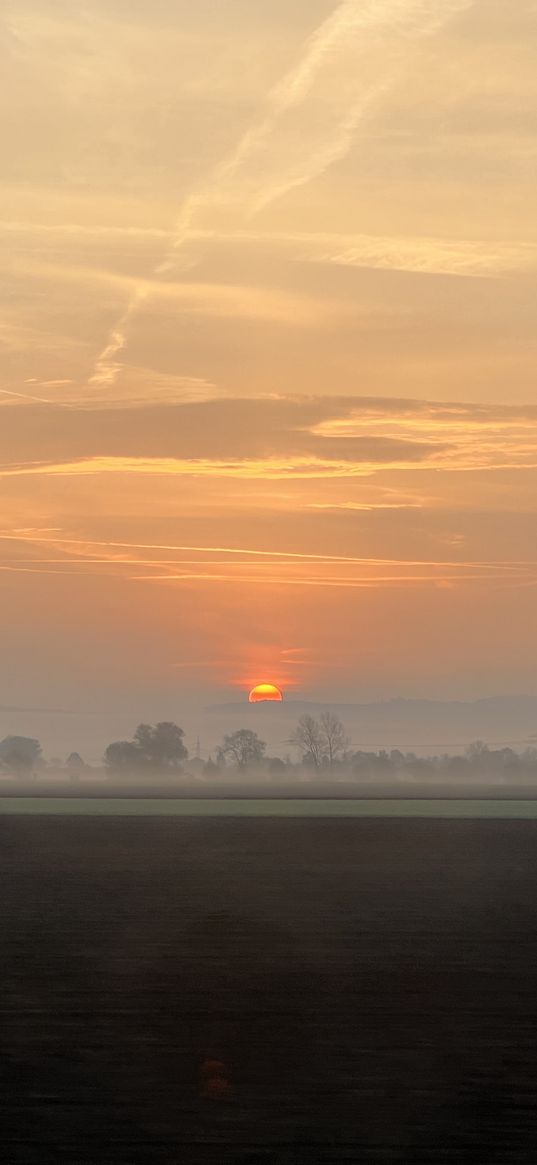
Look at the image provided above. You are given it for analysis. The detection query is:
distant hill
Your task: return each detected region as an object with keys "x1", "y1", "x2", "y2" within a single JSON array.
[{"x1": 204, "y1": 695, "x2": 537, "y2": 753}]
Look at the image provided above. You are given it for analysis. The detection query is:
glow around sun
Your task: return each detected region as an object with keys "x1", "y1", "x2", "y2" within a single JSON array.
[{"x1": 248, "y1": 683, "x2": 284, "y2": 703}]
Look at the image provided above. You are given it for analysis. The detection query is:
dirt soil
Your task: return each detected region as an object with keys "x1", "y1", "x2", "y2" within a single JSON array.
[{"x1": 1, "y1": 815, "x2": 537, "y2": 1162}]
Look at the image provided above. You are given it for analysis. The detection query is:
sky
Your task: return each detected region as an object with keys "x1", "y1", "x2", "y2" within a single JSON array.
[{"x1": 1, "y1": 0, "x2": 536, "y2": 741}]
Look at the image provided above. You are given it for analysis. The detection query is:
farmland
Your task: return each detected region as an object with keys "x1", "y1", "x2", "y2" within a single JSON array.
[{"x1": 2, "y1": 813, "x2": 537, "y2": 1161}]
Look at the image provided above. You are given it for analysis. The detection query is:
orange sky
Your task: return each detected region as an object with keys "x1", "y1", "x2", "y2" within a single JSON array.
[{"x1": 1, "y1": 0, "x2": 536, "y2": 719}]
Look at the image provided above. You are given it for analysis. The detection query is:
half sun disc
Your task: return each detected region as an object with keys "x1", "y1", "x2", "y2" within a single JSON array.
[{"x1": 248, "y1": 683, "x2": 283, "y2": 703}]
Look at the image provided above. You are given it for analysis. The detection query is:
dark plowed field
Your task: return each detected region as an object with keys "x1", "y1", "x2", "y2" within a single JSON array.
[{"x1": 2, "y1": 815, "x2": 537, "y2": 1162}]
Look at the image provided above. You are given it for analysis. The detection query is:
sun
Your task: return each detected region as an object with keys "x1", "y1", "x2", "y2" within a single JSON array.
[{"x1": 248, "y1": 683, "x2": 284, "y2": 704}]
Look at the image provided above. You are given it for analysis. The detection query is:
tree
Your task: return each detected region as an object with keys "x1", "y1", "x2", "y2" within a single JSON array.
[
  {"x1": 203, "y1": 757, "x2": 219, "y2": 777},
  {"x1": 66, "y1": 752, "x2": 85, "y2": 771},
  {"x1": 290, "y1": 715, "x2": 325, "y2": 769},
  {"x1": 466, "y1": 740, "x2": 489, "y2": 760},
  {"x1": 104, "y1": 722, "x2": 188, "y2": 775},
  {"x1": 319, "y1": 711, "x2": 350, "y2": 766},
  {"x1": 268, "y1": 756, "x2": 286, "y2": 774},
  {"x1": 0, "y1": 735, "x2": 41, "y2": 776},
  {"x1": 66, "y1": 752, "x2": 86, "y2": 782},
  {"x1": 221, "y1": 729, "x2": 266, "y2": 769},
  {"x1": 104, "y1": 740, "x2": 143, "y2": 774},
  {"x1": 133, "y1": 722, "x2": 188, "y2": 770}
]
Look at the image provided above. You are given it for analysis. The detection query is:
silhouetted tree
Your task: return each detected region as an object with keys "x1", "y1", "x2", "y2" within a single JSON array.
[
  {"x1": 104, "y1": 722, "x2": 188, "y2": 775},
  {"x1": 466, "y1": 741, "x2": 489, "y2": 762},
  {"x1": 290, "y1": 714, "x2": 325, "y2": 769},
  {"x1": 221, "y1": 729, "x2": 266, "y2": 769},
  {"x1": 66, "y1": 752, "x2": 85, "y2": 771},
  {"x1": 0, "y1": 735, "x2": 41, "y2": 777},
  {"x1": 268, "y1": 756, "x2": 286, "y2": 774},
  {"x1": 133, "y1": 722, "x2": 188, "y2": 770},
  {"x1": 319, "y1": 711, "x2": 350, "y2": 765},
  {"x1": 66, "y1": 752, "x2": 85, "y2": 783},
  {"x1": 104, "y1": 740, "x2": 143, "y2": 773}
]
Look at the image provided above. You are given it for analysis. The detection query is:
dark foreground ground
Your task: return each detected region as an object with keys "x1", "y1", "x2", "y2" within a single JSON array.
[{"x1": 2, "y1": 816, "x2": 537, "y2": 1162}]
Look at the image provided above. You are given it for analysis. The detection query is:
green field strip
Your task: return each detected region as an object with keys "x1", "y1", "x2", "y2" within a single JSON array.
[{"x1": 2, "y1": 797, "x2": 537, "y2": 817}]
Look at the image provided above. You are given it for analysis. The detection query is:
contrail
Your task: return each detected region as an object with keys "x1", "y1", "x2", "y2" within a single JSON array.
[
  {"x1": 197, "y1": 0, "x2": 470, "y2": 182},
  {"x1": 0, "y1": 387, "x2": 53, "y2": 404},
  {"x1": 90, "y1": 287, "x2": 148, "y2": 388},
  {"x1": 163, "y1": 0, "x2": 472, "y2": 247},
  {"x1": 239, "y1": 0, "x2": 474, "y2": 213},
  {"x1": 2, "y1": 533, "x2": 523, "y2": 572},
  {"x1": 90, "y1": 0, "x2": 473, "y2": 389}
]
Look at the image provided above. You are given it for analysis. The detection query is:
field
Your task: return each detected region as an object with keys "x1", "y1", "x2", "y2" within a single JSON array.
[
  {"x1": 4, "y1": 795, "x2": 537, "y2": 816},
  {"x1": 2, "y1": 810, "x2": 537, "y2": 1161}
]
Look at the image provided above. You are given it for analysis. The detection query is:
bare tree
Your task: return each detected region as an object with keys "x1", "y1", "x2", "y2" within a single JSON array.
[
  {"x1": 290, "y1": 715, "x2": 325, "y2": 769},
  {"x1": 319, "y1": 712, "x2": 350, "y2": 766}
]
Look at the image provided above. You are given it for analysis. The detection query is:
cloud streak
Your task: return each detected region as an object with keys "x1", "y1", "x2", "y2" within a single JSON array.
[
  {"x1": 23, "y1": 261, "x2": 345, "y2": 327},
  {"x1": 182, "y1": 227, "x2": 537, "y2": 278},
  {"x1": 9, "y1": 530, "x2": 531, "y2": 569},
  {"x1": 2, "y1": 395, "x2": 537, "y2": 477},
  {"x1": 1, "y1": 530, "x2": 533, "y2": 593},
  {"x1": 90, "y1": 0, "x2": 474, "y2": 388}
]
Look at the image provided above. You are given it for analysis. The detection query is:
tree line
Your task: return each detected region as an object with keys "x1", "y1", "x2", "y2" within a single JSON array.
[{"x1": 1, "y1": 715, "x2": 537, "y2": 780}]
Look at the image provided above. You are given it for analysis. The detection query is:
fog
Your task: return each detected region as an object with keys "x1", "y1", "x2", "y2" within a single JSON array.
[
  {"x1": 1, "y1": 694, "x2": 537, "y2": 768},
  {"x1": 2, "y1": 723, "x2": 537, "y2": 802}
]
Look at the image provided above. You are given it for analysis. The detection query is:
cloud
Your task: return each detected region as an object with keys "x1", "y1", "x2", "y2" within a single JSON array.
[
  {"x1": 0, "y1": 453, "x2": 447, "y2": 482},
  {"x1": 324, "y1": 236, "x2": 537, "y2": 278},
  {"x1": 182, "y1": 227, "x2": 537, "y2": 279},
  {"x1": 3, "y1": 530, "x2": 531, "y2": 571},
  {"x1": 173, "y1": 0, "x2": 475, "y2": 218},
  {"x1": 7, "y1": 254, "x2": 349, "y2": 391},
  {"x1": 0, "y1": 703, "x2": 71, "y2": 713},
  {"x1": 16, "y1": 256, "x2": 346, "y2": 321},
  {"x1": 1, "y1": 528, "x2": 533, "y2": 594},
  {"x1": 89, "y1": 287, "x2": 147, "y2": 389},
  {"x1": 1, "y1": 394, "x2": 537, "y2": 479},
  {"x1": 90, "y1": 0, "x2": 474, "y2": 389},
  {"x1": 229, "y1": 0, "x2": 474, "y2": 215},
  {"x1": 0, "y1": 388, "x2": 56, "y2": 405},
  {"x1": 0, "y1": 220, "x2": 169, "y2": 240}
]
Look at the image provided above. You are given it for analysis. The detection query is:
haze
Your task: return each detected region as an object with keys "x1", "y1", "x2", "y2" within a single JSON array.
[{"x1": 1, "y1": 0, "x2": 536, "y2": 747}]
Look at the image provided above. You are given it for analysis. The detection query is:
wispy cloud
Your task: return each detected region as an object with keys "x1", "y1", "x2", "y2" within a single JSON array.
[
  {"x1": 0, "y1": 220, "x2": 169, "y2": 240},
  {"x1": 0, "y1": 387, "x2": 55, "y2": 404},
  {"x1": 11, "y1": 257, "x2": 341, "y2": 391},
  {"x1": 323, "y1": 235, "x2": 537, "y2": 278},
  {"x1": 90, "y1": 288, "x2": 147, "y2": 388},
  {"x1": 23, "y1": 261, "x2": 343, "y2": 327},
  {"x1": 169, "y1": 0, "x2": 474, "y2": 220},
  {"x1": 2, "y1": 395, "x2": 537, "y2": 476},
  {"x1": 4, "y1": 530, "x2": 534, "y2": 571},
  {"x1": 200, "y1": 228, "x2": 537, "y2": 279},
  {"x1": 1, "y1": 529, "x2": 533, "y2": 593},
  {"x1": 225, "y1": 0, "x2": 474, "y2": 215},
  {"x1": 90, "y1": 0, "x2": 474, "y2": 388},
  {"x1": 0, "y1": 454, "x2": 446, "y2": 481}
]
